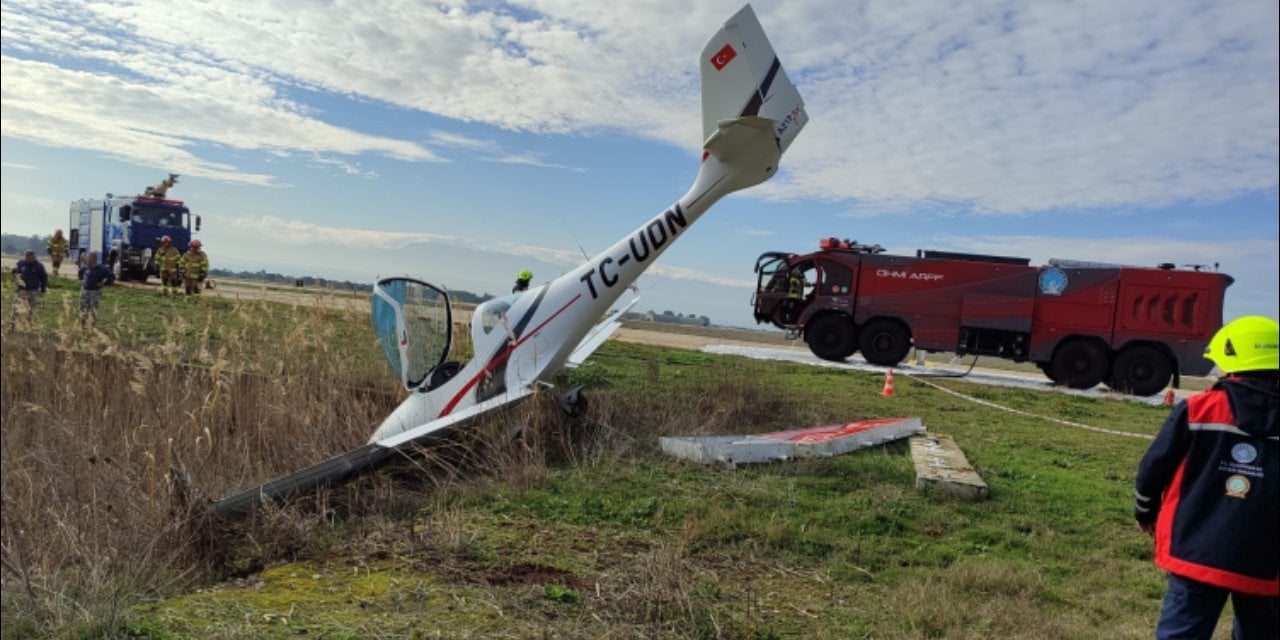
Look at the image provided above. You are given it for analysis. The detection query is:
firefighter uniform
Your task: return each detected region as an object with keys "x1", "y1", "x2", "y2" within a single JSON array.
[
  {"x1": 47, "y1": 232, "x2": 69, "y2": 277},
  {"x1": 782, "y1": 272, "x2": 806, "y2": 324},
  {"x1": 181, "y1": 246, "x2": 209, "y2": 295},
  {"x1": 154, "y1": 242, "x2": 182, "y2": 296},
  {"x1": 1135, "y1": 316, "x2": 1279, "y2": 639}
]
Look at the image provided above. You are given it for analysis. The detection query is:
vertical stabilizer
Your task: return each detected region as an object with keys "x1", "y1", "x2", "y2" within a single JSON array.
[{"x1": 700, "y1": 5, "x2": 808, "y2": 155}]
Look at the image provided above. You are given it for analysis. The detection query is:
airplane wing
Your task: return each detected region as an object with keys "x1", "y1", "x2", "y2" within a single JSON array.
[
  {"x1": 564, "y1": 295, "x2": 640, "y2": 368},
  {"x1": 214, "y1": 387, "x2": 534, "y2": 516}
]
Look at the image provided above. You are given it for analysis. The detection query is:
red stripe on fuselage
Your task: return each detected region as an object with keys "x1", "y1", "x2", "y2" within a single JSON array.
[{"x1": 438, "y1": 294, "x2": 583, "y2": 418}]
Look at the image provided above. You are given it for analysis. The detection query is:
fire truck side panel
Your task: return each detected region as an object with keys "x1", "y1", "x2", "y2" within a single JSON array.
[
  {"x1": 1111, "y1": 269, "x2": 1230, "y2": 376},
  {"x1": 1027, "y1": 268, "x2": 1123, "y2": 362},
  {"x1": 853, "y1": 255, "x2": 1039, "y2": 353}
]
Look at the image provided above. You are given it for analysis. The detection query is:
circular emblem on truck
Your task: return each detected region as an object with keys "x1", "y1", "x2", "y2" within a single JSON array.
[{"x1": 1038, "y1": 267, "x2": 1068, "y2": 296}]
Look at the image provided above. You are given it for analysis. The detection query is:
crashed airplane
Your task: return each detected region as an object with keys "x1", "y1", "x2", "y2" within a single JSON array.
[{"x1": 215, "y1": 3, "x2": 809, "y2": 515}]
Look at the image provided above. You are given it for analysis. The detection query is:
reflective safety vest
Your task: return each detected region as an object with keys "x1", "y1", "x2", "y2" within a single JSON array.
[
  {"x1": 1136, "y1": 378, "x2": 1279, "y2": 595},
  {"x1": 47, "y1": 237, "x2": 68, "y2": 257},
  {"x1": 182, "y1": 250, "x2": 209, "y2": 278},
  {"x1": 155, "y1": 246, "x2": 182, "y2": 272},
  {"x1": 787, "y1": 275, "x2": 804, "y2": 299}
]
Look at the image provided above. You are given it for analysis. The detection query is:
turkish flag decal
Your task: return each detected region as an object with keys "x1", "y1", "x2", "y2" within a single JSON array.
[{"x1": 710, "y1": 43, "x2": 737, "y2": 71}]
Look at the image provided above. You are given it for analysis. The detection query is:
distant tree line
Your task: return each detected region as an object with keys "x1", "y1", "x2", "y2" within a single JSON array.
[
  {"x1": 1, "y1": 233, "x2": 48, "y2": 255},
  {"x1": 621, "y1": 309, "x2": 712, "y2": 327}
]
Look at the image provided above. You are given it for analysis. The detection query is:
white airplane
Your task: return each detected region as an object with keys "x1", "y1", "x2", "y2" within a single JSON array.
[{"x1": 215, "y1": 3, "x2": 808, "y2": 514}]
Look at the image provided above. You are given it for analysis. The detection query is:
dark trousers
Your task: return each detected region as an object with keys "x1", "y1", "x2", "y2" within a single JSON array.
[{"x1": 1157, "y1": 573, "x2": 1279, "y2": 640}]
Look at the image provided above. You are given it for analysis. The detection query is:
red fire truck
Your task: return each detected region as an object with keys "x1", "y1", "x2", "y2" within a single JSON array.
[{"x1": 752, "y1": 238, "x2": 1233, "y2": 396}]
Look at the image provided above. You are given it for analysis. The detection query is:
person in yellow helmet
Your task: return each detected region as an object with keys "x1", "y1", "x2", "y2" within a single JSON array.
[
  {"x1": 782, "y1": 268, "x2": 810, "y2": 324},
  {"x1": 1135, "y1": 316, "x2": 1278, "y2": 639},
  {"x1": 181, "y1": 239, "x2": 209, "y2": 296},
  {"x1": 513, "y1": 269, "x2": 533, "y2": 293},
  {"x1": 154, "y1": 236, "x2": 182, "y2": 296}
]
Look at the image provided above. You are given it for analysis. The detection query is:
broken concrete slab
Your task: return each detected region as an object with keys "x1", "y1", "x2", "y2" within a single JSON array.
[
  {"x1": 660, "y1": 417, "x2": 923, "y2": 466},
  {"x1": 910, "y1": 434, "x2": 988, "y2": 500}
]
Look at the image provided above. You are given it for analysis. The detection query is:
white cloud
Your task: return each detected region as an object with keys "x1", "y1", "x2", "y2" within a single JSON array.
[
  {"x1": 0, "y1": 162, "x2": 39, "y2": 170},
  {"x1": 224, "y1": 214, "x2": 747, "y2": 287},
  {"x1": 0, "y1": 0, "x2": 1276, "y2": 211},
  {"x1": 427, "y1": 130, "x2": 499, "y2": 152},
  {"x1": 487, "y1": 153, "x2": 584, "y2": 171}
]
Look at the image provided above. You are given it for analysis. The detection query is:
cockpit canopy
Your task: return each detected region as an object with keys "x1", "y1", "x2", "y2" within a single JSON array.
[{"x1": 371, "y1": 277, "x2": 452, "y2": 390}]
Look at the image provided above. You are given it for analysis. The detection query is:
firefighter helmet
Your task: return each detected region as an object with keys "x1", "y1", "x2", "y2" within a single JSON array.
[
  {"x1": 189, "y1": 239, "x2": 202, "y2": 249},
  {"x1": 518, "y1": 270, "x2": 533, "y2": 280},
  {"x1": 1205, "y1": 316, "x2": 1279, "y2": 374}
]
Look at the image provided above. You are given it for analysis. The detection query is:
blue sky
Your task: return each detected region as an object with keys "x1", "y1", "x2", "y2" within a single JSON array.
[{"x1": 2, "y1": 0, "x2": 1277, "y2": 327}]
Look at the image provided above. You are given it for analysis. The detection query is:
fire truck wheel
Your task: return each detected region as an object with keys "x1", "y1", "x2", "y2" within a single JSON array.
[
  {"x1": 1109, "y1": 345, "x2": 1172, "y2": 397},
  {"x1": 859, "y1": 319, "x2": 911, "y2": 367},
  {"x1": 806, "y1": 315, "x2": 857, "y2": 361},
  {"x1": 1035, "y1": 361, "x2": 1060, "y2": 383},
  {"x1": 1049, "y1": 339, "x2": 1109, "y2": 390}
]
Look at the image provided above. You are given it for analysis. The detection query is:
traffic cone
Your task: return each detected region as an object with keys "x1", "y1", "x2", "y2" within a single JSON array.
[
  {"x1": 1162, "y1": 388, "x2": 1176, "y2": 407},
  {"x1": 880, "y1": 369, "x2": 896, "y2": 397}
]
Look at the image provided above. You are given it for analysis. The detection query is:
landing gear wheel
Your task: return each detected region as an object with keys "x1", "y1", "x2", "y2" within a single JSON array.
[
  {"x1": 859, "y1": 319, "x2": 911, "y2": 367},
  {"x1": 1050, "y1": 340, "x2": 1109, "y2": 389},
  {"x1": 559, "y1": 386, "x2": 589, "y2": 417},
  {"x1": 806, "y1": 315, "x2": 857, "y2": 362},
  {"x1": 1109, "y1": 346, "x2": 1172, "y2": 397}
]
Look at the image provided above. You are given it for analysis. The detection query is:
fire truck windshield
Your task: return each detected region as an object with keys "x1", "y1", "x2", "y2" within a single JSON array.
[{"x1": 131, "y1": 205, "x2": 187, "y2": 228}]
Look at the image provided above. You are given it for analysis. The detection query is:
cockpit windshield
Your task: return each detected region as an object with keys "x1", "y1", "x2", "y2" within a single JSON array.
[
  {"x1": 371, "y1": 278, "x2": 452, "y2": 389},
  {"x1": 131, "y1": 204, "x2": 187, "y2": 228},
  {"x1": 475, "y1": 293, "x2": 521, "y2": 335}
]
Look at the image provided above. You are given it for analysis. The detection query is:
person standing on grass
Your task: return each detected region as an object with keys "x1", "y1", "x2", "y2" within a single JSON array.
[
  {"x1": 154, "y1": 235, "x2": 182, "y2": 296},
  {"x1": 77, "y1": 251, "x2": 115, "y2": 329},
  {"x1": 8, "y1": 250, "x2": 48, "y2": 329},
  {"x1": 1135, "y1": 315, "x2": 1278, "y2": 640},
  {"x1": 47, "y1": 229, "x2": 70, "y2": 277},
  {"x1": 181, "y1": 239, "x2": 208, "y2": 296}
]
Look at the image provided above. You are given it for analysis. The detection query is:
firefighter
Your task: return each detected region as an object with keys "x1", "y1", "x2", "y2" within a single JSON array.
[
  {"x1": 47, "y1": 229, "x2": 70, "y2": 277},
  {"x1": 154, "y1": 235, "x2": 182, "y2": 296},
  {"x1": 8, "y1": 250, "x2": 48, "y2": 330},
  {"x1": 783, "y1": 270, "x2": 807, "y2": 324},
  {"x1": 513, "y1": 269, "x2": 533, "y2": 293},
  {"x1": 181, "y1": 239, "x2": 209, "y2": 296},
  {"x1": 1135, "y1": 315, "x2": 1278, "y2": 639},
  {"x1": 77, "y1": 251, "x2": 115, "y2": 329}
]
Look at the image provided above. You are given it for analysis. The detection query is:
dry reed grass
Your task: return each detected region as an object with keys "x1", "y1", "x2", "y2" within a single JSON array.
[{"x1": 1, "y1": 298, "x2": 404, "y2": 637}]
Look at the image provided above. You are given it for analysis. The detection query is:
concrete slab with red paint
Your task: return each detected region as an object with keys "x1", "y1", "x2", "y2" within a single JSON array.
[
  {"x1": 910, "y1": 433, "x2": 988, "y2": 500},
  {"x1": 660, "y1": 417, "x2": 923, "y2": 466}
]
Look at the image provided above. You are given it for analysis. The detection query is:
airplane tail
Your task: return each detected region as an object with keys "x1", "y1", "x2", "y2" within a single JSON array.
[{"x1": 699, "y1": 5, "x2": 808, "y2": 159}]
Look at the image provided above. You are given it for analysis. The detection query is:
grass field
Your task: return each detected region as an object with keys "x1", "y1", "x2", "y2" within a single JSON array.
[{"x1": 0, "y1": 275, "x2": 1228, "y2": 639}]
